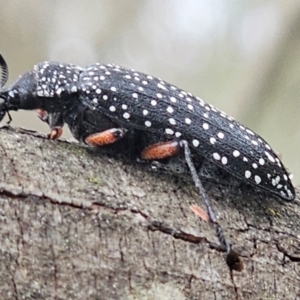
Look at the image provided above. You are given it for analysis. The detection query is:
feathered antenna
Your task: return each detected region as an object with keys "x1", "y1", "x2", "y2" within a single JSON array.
[
  {"x1": 0, "y1": 54, "x2": 11, "y2": 123},
  {"x1": 0, "y1": 54, "x2": 8, "y2": 89}
]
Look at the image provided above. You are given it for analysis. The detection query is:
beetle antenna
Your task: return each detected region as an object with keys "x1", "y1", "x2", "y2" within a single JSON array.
[
  {"x1": 0, "y1": 54, "x2": 9, "y2": 89},
  {"x1": 0, "y1": 54, "x2": 10, "y2": 123}
]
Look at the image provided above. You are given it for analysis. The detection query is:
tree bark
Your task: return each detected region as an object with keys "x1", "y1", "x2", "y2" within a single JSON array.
[{"x1": 0, "y1": 126, "x2": 299, "y2": 300}]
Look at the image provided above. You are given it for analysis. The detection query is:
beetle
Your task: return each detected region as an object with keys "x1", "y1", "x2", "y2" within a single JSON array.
[{"x1": 0, "y1": 54, "x2": 295, "y2": 267}]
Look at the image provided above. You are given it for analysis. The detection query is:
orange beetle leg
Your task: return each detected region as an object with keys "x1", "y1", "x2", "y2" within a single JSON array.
[
  {"x1": 48, "y1": 126, "x2": 63, "y2": 140},
  {"x1": 85, "y1": 128, "x2": 128, "y2": 146},
  {"x1": 37, "y1": 109, "x2": 48, "y2": 122},
  {"x1": 141, "y1": 141, "x2": 180, "y2": 160}
]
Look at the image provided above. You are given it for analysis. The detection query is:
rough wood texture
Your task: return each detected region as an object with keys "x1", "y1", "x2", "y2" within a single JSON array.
[{"x1": 0, "y1": 126, "x2": 299, "y2": 300}]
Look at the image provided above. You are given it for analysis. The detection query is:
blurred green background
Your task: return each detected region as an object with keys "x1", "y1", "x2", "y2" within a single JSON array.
[{"x1": 1, "y1": 0, "x2": 299, "y2": 185}]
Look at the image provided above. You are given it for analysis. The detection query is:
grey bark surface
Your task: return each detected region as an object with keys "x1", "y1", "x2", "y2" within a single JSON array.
[{"x1": 0, "y1": 126, "x2": 299, "y2": 300}]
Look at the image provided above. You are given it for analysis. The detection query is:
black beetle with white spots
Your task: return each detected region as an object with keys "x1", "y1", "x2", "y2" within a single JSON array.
[{"x1": 0, "y1": 54, "x2": 295, "y2": 270}]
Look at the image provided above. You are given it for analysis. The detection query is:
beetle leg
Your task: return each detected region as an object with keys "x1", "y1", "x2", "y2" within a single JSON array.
[
  {"x1": 48, "y1": 126, "x2": 63, "y2": 140},
  {"x1": 85, "y1": 128, "x2": 128, "y2": 146},
  {"x1": 37, "y1": 109, "x2": 64, "y2": 140},
  {"x1": 141, "y1": 141, "x2": 180, "y2": 160},
  {"x1": 37, "y1": 109, "x2": 48, "y2": 123}
]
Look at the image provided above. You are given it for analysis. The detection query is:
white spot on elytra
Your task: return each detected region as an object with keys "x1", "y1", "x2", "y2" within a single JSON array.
[
  {"x1": 217, "y1": 132, "x2": 224, "y2": 139},
  {"x1": 56, "y1": 88, "x2": 62, "y2": 95},
  {"x1": 175, "y1": 132, "x2": 182, "y2": 137},
  {"x1": 245, "y1": 170, "x2": 251, "y2": 178},
  {"x1": 280, "y1": 191, "x2": 286, "y2": 197},
  {"x1": 259, "y1": 158, "x2": 265, "y2": 165},
  {"x1": 246, "y1": 129, "x2": 255, "y2": 135},
  {"x1": 156, "y1": 93, "x2": 163, "y2": 99},
  {"x1": 187, "y1": 104, "x2": 193, "y2": 110},
  {"x1": 109, "y1": 106, "x2": 116, "y2": 112},
  {"x1": 170, "y1": 97, "x2": 177, "y2": 103},
  {"x1": 185, "y1": 118, "x2": 192, "y2": 125},
  {"x1": 111, "y1": 86, "x2": 117, "y2": 92},
  {"x1": 243, "y1": 157, "x2": 248, "y2": 162},
  {"x1": 192, "y1": 139, "x2": 199, "y2": 147},
  {"x1": 275, "y1": 176, "x2": 280, "y2": 184},
  {"x1": 143, "y1": 109, "x2": 149, "y2": 116},
  {"x1": 233, "y1": 150, "x2": 240, "y2": 157},
  {"x1": 122, "y1": 104, "x2": 127, "y2": 110},
  {"x1": 132, "y1": 93, "x2": 138, "y2": 99},
  {"x1": 151, "y1": 100, "x2": 157, "y2": 106},
  {"x1": 167, "y1": 106, "x2": 174, "y2": 113},
  {"x1": 252, "y1": 163, "x2": 258, "y2": 169},
  {"x1": 265, "y1": 144, "x2": 271, "y2": 150},
  {"x1": 169, "y1": 118, "x2": 176, "y2": 125},
  {"x1": 213, "y1": 153, "x2": 221, "y2": 160},
  {"x1": 145, "y1": 121, "x2": 151, "y2": 127},
  {"x1": 255, "y1": 175, "x2": 261, "y2": 184},
  {"x1": 102, "y1": 95, "x2": 108, "y2": 100},
  {"x1": 157, "y1": 83, "x2": 168, "y2": 91},
  {"x1": 210, "y1": 137, "x2": 216, "y2": 145},
  {"x1": 203, "y1": 123, "x2": 209, "y2": 130},
  {"x1": 221, "y1": 157, "x2": 228, "y2": 165},
  {"x1": 96, "y1": 88, "x2": 101, "y2": 94},
  {"x1": 165, "y1": 128, "x2": 174, "y2": 135},
  {"x1": 123, "y1": 112, "x2": 130, "y2": 119},
  {"x1": 265, "y1": 151, "x2": 275, "y2": 163}
]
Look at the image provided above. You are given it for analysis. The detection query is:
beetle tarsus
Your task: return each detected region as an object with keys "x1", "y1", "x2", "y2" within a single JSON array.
[{"x1": 48, "y1": 126, "x2": 63, "y2": 140}]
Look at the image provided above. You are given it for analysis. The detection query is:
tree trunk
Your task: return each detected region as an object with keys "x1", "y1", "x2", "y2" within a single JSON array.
[{"x1": 0, "y1": 126, "x2": 299, "y2": 300}]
